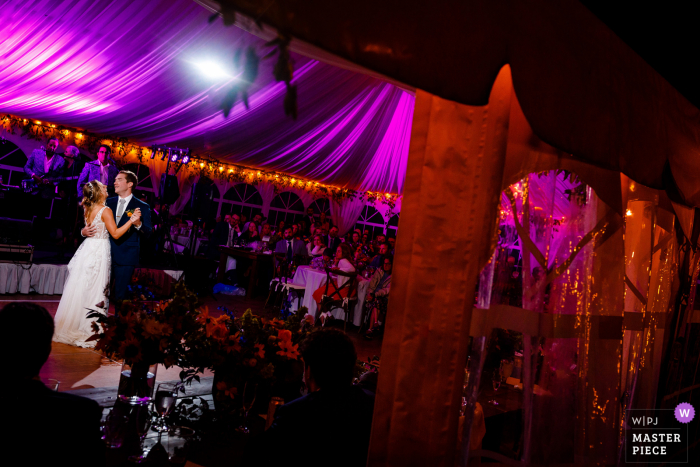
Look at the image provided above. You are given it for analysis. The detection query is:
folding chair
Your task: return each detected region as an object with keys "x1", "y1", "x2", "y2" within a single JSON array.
[
  {"x1": 317, "y1": 267, "x2": 359, "y2": 331},
  {"x1": 265, "y1": 253, "x2": 290, "y2": 309}
]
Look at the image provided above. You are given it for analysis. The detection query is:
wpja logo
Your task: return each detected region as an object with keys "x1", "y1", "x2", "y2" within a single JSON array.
[{"x1": 625, "y1": 404, "x2": 693, "y2": 463}]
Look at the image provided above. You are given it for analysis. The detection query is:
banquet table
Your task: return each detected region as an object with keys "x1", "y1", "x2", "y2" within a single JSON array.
[
  {"x1": 288, "y1": 265, "x2": 370, "y2": 327},
  {"x1": 217, "y1": 246, "x2": 273, "y2": 298}
]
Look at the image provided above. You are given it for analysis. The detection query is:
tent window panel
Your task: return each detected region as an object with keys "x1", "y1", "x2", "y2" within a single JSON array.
[
  {"x1": 268, "y1": 210, "x2": 303, "y2": 229},
  {"x1": 226, "y1": 183, "x2": 262, "y2": 205},
  {"x1": 123, "y1": 163, "x2": 153, "y2": 189},
  {"x1": 269, "y1": 191, "x2": 305, "y2": 228},
  {"x1": 309, "y1": 198, "x2": 330, "y2": 215},
  {"x1": 220, "y1": 203, "x2": 232, "y2": 217},
  {"x1": 221, "y1": 183, "x2": 262, "y2": 221},
  {"x1": 355, "y1": 205, "x2": 386, "y2": 240},
  {"x1": 270, "y1": 191, "x2": 304, "y2": 211},
  {"x1": 0, "y1": 142, "x2": 27, "y2": 167},
  {"x1": 387, "y1": 213, "x2": 400, "y2": 236}
]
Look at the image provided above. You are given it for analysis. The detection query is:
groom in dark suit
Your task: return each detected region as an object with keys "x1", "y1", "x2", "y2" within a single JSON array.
[
  {"x1": 81, "y1": 170, "x2": 151, "y2": 303},
  {"x1": 108, "y1": 171, "x2": 152, "y2": 302}
]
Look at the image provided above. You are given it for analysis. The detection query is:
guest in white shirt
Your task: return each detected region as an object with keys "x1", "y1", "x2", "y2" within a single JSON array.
[{"x1": 307, "y1": 234, "x2": 325, "y2": 257}]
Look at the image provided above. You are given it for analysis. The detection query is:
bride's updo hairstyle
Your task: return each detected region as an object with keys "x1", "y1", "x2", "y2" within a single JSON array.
[{"x1": 82, "y1": 180, "x2": 106, "y2": 212}]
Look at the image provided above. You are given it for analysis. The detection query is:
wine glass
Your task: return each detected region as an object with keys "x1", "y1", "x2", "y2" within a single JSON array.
[
  {"x1": 235, "y1": 382, "x2": 258, "y2": 434},
  {"x1": 127, "y1": 405, "x2": 153, "y2": 463},
  {"x1": 488, "y1": 370, "x2": 501, "y2": 406},
  {"x1": 102, "y1": 411, "x2": 128, "y2": 449},
  {"x1": 152, "y1": 382, "x2": 178, "y2": 432}
]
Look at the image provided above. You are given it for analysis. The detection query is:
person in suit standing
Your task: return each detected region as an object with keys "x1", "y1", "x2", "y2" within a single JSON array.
[
  {"x1": 275, "y1": 226, "x2": 308, "y2": 262},
  {"x1": 23, "y1": 136, "x2": 66, "y2": 189},
  {"x1": 0, "y1": 302, "x2": 104, "y2": 466},
  {"x1": 81, "y1": 170, "x2": 151, "y2": 303},
  {"x1": 23, "y1": 137, "x2": 66, "y2": 218},
  {"x1": 208, "y1": 213, "x2": 244, "y2": 283},
  {"x1": 77, "y1": 144, "x2": 119, "y2": 198},
  {"x1": 304, "y1": 207, "x2": 316, "y2": 234}
]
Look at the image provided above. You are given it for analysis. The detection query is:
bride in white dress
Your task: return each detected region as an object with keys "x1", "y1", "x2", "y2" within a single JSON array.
[{"x1": 53, "y1": 180, "x2": 141, "y2": 348}]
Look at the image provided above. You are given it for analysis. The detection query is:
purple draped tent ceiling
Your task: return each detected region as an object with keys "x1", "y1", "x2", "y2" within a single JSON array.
[{"x1": 0, "y1": 0, "x2": 412, "y2": 194}]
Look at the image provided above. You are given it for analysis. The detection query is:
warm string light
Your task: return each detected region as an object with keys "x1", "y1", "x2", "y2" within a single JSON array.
[{"x1": 2, "y1": 113, "x2": 401, "y2": 204}]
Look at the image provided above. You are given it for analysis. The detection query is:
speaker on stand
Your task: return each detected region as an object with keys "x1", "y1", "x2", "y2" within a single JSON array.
[{"x1": 160, "y1": 174, "x2": 180, "y2": 205}]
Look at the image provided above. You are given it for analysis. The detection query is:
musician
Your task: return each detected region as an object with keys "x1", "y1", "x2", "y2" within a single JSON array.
[
  {"x1": 77, "y1": 144, "x2": 119, "y2": 198},
  {"x1": 23, "y1": 137, "x2": 65, "y2": 197}
]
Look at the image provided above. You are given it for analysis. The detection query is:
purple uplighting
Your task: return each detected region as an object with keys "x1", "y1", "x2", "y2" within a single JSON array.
[{"x1": 0, "y1": 0, "x2": 413, "y2": 193}]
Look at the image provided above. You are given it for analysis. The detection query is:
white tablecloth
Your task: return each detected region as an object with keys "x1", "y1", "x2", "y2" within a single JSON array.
[
  {"x1": 288, "y1": 265, "x2": 369, "y2": 326},
  {"x1": 0, "y1": 263, "x2": 183, "y2": 296},
  {"x1": 0, "y1": 263, "x2": 68, "y2": 294}
]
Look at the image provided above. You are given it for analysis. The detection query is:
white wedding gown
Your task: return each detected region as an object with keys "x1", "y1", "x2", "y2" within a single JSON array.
[{"x1": 53, "y1": 206, "x2": 111, "y2": 348}]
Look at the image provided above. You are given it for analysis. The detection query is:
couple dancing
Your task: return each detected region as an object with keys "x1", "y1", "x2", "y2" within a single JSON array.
[{"x1": 53, "y1": 171, "x2": 152, "y2": 348}]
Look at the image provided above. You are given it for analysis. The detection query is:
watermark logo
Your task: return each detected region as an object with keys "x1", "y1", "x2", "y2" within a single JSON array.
[
  {"x1": 674, "y1": 402, "x2": 695, "y2": 424},
  {"x1": 625, "y1": 407, "x2": 691, "y2": 463}
]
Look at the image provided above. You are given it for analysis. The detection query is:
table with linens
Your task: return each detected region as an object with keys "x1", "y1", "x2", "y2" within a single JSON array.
[{"x1": 287, "y1": 265, "x2": 370, "y2": 327}]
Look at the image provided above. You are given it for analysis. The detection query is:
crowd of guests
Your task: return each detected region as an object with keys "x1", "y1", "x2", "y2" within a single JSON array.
[{"x1": 207, "y1": 207, "x2": 395, "y2": 339}]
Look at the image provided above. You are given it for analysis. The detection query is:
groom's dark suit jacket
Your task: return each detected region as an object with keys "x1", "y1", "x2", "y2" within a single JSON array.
[{"x1": 106, "y1": 195, "x2": 152, "y2": 265}]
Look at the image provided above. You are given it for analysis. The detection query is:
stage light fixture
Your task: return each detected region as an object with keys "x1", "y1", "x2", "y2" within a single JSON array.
[
  {"x1": 171, "y1": 152, "x2": 179, "y2": 162},
  {"x1": 182, "y1": 154, "x2": 190, "y2": 164},
  {"x1": 150, "y1": 146, "x2": 156, "y2": 159}
]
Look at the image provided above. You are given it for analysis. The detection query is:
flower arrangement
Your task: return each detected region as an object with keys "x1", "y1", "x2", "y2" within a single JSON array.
[
  {"x1": 86, "y1": 282, "x2": 202, "y2": 368},
  {"x1": 178, "y1": 306, "x2": 311, "y2": 413},
  {"x1": 87, "y1": 282, "x2": 312, "y2": 412}
]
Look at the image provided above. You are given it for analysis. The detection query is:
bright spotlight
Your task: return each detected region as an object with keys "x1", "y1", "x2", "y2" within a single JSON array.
[{"x1": 196, "y1": 61, "x2": 230, "y2": 80}]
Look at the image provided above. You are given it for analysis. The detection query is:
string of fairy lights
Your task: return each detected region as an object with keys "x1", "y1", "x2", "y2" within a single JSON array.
[{"x1": 1, "y1": 113, "x2": 399, "y2": 207}]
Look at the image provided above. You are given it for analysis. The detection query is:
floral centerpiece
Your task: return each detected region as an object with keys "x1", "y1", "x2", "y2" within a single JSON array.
[
  {"x1": 178, "y1": 307, "x2": 312, "y2": 415},
  {"x1": 87, "y1": 283, "x2": 203, "y2": 400}
]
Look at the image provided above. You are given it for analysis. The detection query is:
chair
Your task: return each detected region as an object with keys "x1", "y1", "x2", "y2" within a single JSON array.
[
  {"x1": 265, "y1": 253, "x2": 290, "y2": 309},
  {"x1": 318, "y1": 267, "x2": 359, "y2": 331},
  {"x1": 280, "y1": 254, "x2": 309, "y2": 309}
]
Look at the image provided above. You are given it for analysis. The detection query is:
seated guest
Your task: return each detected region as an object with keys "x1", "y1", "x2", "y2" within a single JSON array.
[
  {"x1": 245, "y1": 328, "x2": 375, "y2": 467},
  {"x1": 275, "y1": 227, "x2": 308, "y2": 262},
  {"x1": 310, "y1": 248, "x2": 334, "y2": 269},
  {"x1": 307, "y1": 234, "x2": 325, "y2": 257},
  {"x1": 243, "y1": 213, "x2": 263, "y2": 233},
  {"x1": 312, "y1": 243, "x2": 356, "y2": 321},
  {"x1": 260, "y1": 222, "x2": 275, "y2": 241},
  {"x1": 240, "y1": 221, "x2": 260, "y2": 242},
  {"x1": 326, "y1": 226, "x2": 341, "y2": 251},
  {"x1": 364, "y1": 255, "x2": 393, "y2": 340},
  {"x1": 0, "y1": 303, "x2": 104, "y2": 466},
  {"x1": 348, "y1": 231, "x2": 361, "y2": 252},
  {"x1": 275, "y1": 220, "x2": 286, "y2": 236},
  {"x1": 291, "y1": 223, "x2": 300, "y2": 239},
  {"x1": 353, "y1": 248, "x2": 369, "y2": 275},
  {"x1": 387, "y1": 236, "x2": 396, "y2": 253},
  {"x1": 369, "y1": 242, "x2": 390, "y2": 268},
  {"x1": 207, "y1": 213, "x2": 242, "y2": 260}
]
